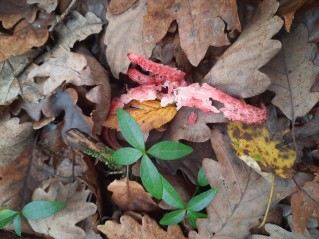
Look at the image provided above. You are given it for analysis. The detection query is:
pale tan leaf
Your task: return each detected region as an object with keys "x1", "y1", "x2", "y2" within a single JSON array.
[
  {"x1": 104, "y1": 0, "x2": 155, "y2": 78},
  {"x1": 28, "y1": 179, "x2": 97, "y2": 239},
  {"x1": 144, "y1": 0, "x2": 240, "y2": 66},
  {"x1": 202, "y1": 0, "x2": 283, "y2": 98},
  {"x1": 264, "y1": 23, "x2": 319, "y2": 120},
  {"x1": 107, "y1": 178, "x2": 159, "y2": 212},
  {"x1": 97, "y1": 214, "x2": 187, "y2": 239}
]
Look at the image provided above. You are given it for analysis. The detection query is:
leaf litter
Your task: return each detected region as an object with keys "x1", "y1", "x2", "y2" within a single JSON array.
[{"x1": 1, "y1": 0, "x2": 319, "y2": 238}]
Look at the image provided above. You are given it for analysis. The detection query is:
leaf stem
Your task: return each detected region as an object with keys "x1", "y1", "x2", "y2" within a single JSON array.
[{"x1": 258, "y1": 173, "x2": 275, "y2": 228}]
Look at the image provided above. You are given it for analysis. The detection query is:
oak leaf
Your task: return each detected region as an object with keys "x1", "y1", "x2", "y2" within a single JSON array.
[
  {"x1": 189, "y1": 129, "x2": 301, "y2": 239},
  {"x1": 28, "y1": 179, "x2": 97, "y2": 239},
  {"x1": 107, "y1": 178, "x2": 159, "y2": 212},
  {"x1": 108, "y1": 0, "x2": 137, "y2": 15},
  {"x1": 104, "y1": 100, "x2": 177, "y2": 132},
  {"x1": 227, "y1": 122, "x2": 296, "y2": 178},
  {"x1": 201, "y1": 0, "x2": 283, "y2": 98},
  {"x1": 104, "y1": 0, "x2": 155, "y2": 78},
  {"x1": 27, "y1": 0, "x2": 57, "y2": 13},
  {"x1": 144, "y1": 0, "x2": 240, "y2": 66},
  {"x1": 97, "y1": 214, "x2": 187, "y2": 239},
  {"x1": 264, "y1": 23, "x2": 319, "y2": 121},
  {"x1": 291, "y1": 180, "x2": 319, "y2": 233}
]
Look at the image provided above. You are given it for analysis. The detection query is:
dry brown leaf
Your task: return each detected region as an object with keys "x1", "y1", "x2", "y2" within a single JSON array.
[
  {"x1": 104, "y1": 100, "x2": 176, "y2": 132},
  {"x1": 249, "y1": 215, "x2": 314, "y2": 239},
  {"x1": 28, "y1": 178, "x2": 97, "y2": 239},
  {"x1": 189, "y1": 129, "x2": 305, "y2": 239},
  {"x1": 27, "y1": 0, "x2": 57, "y2": 13},
  {"x1": 202, "y1": 0, "x2": 283, "y2": 98},
  {"x1": 107, "y1": 178, "x2": 159, "y2": 212},
  {"x1": 163, "y1": 107, "x2": 227, "y2": 142},
  {"x1": 278, "y1": 0, "x2": 310, "y2": 32},
  {"x1": 104, "y1": 0, "x2": 155, "y2": 78},
  {"x1": 97, "y1": 214, "x2": 187, "y2": 239},
  {"x1": 0, "y1": 15, "x2": 50, "y2": 62},
  {"x1": 264, "y1": 23, "x2": 319, "y2": 121},
  {"x1": 0, "y1": 1, "x2": 38, "y2": 29},
  {"x1": 144, "y1": 0, "x2": 240, "y2": 66},
  {"x1": 108, "y1": 0, "x2": 137, "y2": 15},
  {"x1": 291, "y1": 180, "x2": 319, "y2": 234}
]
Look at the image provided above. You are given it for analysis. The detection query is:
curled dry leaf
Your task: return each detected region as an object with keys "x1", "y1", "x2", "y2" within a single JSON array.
[
  {"x1": 97, "y1": 214, "x2": 187, "y2": 239},
  {"x1": 104, "y1": 0, "x2": 155, "y2": 78},
  {"x1": 189, "y1": 129, "x2": 301, "y2": 239},
  {"x1": 291, "y1": 179, "x2": 319, "y2": 234},
  {"x1": 107, "y1": 178, "x2": 159, "y2": 212},
  {"x1": 28, "y1": 179, "x2": 97, "y2": 239},
  {"x1": 264, "y1": 23, "x2": 319, "y2": 121},
  {"x1": 144, "y1": 0, "x2": 240, "y2": 66},
  {"x1": 104, "y1": 100, "x2": 177, "y2": 132},
  {"x1": 202, "y1": 0, "x2": 283, "y2": 98}
]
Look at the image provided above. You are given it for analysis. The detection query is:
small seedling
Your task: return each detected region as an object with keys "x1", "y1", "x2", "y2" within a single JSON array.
[
  {"x1": 0, "y1": 200, "x2": 65, "y2": 236},
  {"x1": 112, "y1": 108, "x2": 193, "y2": 199},
  {"x1": 160, "y1": 169, "x2": 218, "y2": 228}
]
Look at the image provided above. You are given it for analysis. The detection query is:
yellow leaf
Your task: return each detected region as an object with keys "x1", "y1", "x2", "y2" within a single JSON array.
[
  {"x1": 227, "y1": 122, "x2": 296, "y2": 178},
  {"x1": 103, "y1": 100, "x2": 177, "y2": 132}
]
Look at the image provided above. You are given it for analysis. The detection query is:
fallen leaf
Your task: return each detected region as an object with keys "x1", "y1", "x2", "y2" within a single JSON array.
[
  {"x1": 264, "y1": 23, "x2": 319, "y2": 121},
  {"x1": 0, "y1": 15, "x2": 51, "y2": 62},
  {"x1": 249, "y1": 215, "x2": 314, "y2": 239},
  {"x1": 104, "y1": 0, "x2": 155, "y2": 78},
  {"x1": 55, "y1": 11, "x2": 103, "y2": 50},
  {"x1": 144, "y1": 0, "x2": 240, "y2": 66},
  {"x1": 227, "y1": 122, "x2": 296, "y2": 178},
  {"x1": 189, "y1": 129, "x2": 300, "y2": 239},
  {"x1": 97, "y1": 214, "x2": 187, "y2": 239},
  {"x1": 107, "y1": 178, "x2": 159, "y2": 212},
  {"x1": 28, "y1": 179, "x2": 97, "y2": 239},
  {"x1": 0, "y1": 1, "x2": 38, "y2": 29},
  {"x1": 104, "y1": 100, "x2": 177, "y2": 132},
  {"x1": 108, "y1": 0, "x2": 137, "y2": 15},
  {"x1": 278, "y1": 0, "x2": 310, "y2": 32},
  {"x1": 27, "y1": 0, "x2": 57, "y2": 13},
  {"x1": 291, "y1": 180, "x2": 319, "y2": 233},
  {"x1": 202, "y1": 0, "x2": 283, "y2": 98}
]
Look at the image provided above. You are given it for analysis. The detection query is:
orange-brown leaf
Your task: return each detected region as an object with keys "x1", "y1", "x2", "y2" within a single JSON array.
[{"x1": 104, "y1": 100, "x2": 177, "y2": 132}]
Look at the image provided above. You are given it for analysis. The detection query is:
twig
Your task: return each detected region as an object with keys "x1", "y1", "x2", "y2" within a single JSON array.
[
  {"x1": 49, "y1": 0, "x2": 77, "y2": 32},
  {"x1": 258, "y1": 173, "x2": 275, "y2": 228}
]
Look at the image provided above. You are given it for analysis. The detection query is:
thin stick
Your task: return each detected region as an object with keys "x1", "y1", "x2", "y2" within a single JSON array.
[
  {"x1": 49, "y1": 0, "x2": 77, "y2": 32},
  {"x1": 258, "y1": 173, "x2": 275, "y2": 228}
]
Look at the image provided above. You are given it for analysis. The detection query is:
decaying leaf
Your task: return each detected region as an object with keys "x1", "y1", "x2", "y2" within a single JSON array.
[
  {"x1": 27, "y1": 0, "x2": 57, "y2": 13},
  {"x1": 291, "y1": 179, "x2": 319, "y2": 233},
  {"x1": 104, "y1": 100, "x2": 177, "y2": 132},
  {"x1": 202, "y1": 0, "x2": 283, "y2": 98},
  {"x1": 104, "y1": 0, "x2": 155, "y2": 78},
  {"x1": 144, "y1": 0, "x2": 240, "y2": 66},
  {"x1": 0, "y1": 112, "x2": 35, "y2": 210},
  {"x1": 107, "y1": 178, "x2": 159, "y2": 212},
  {"x1": 264, "y1": 23, "x2": 319, "y2": 121},
  {"x1": 97, "y1": 214, "x2": 187, "y2": 239},
  {"x1": 108, "y1": 0, "x2": 137, "y2": 15},
  {"x1": 28, "y1": 179, "x2": 97, "y2": 239},
  {"x1": 249, "y1": 215, "x2": 314, "y2": 239},
  {"x1": 0, "y1": 1, "x2": 38, "y2": 29},
  {"x1": 189, "y1": 129, "x2": 299, "y2": 239},
  {"x1": 0, "y1": 15, "x2": 51, "y2": 62},
  {"x1": 227, "y1": 122, "x2": 296, "y2": 178}
]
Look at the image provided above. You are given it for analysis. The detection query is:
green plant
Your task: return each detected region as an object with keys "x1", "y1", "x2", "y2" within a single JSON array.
[
  {"x1": 112, "y1": 108, "x2": 193, "y2": 199},
  {"x1": 159, "y1": 168, "x2": 218, "y2": 228},
  {"x1": 0, "y1": 200, "x2": 65, "y2": 236}
]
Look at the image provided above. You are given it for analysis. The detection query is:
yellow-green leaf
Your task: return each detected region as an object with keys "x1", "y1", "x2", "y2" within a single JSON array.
[{"x1": 227, "y1": 122, "x2": 296, "y2": 178}]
